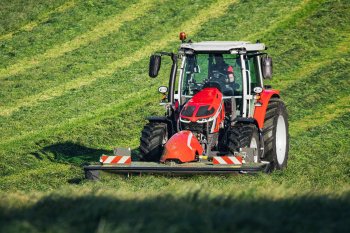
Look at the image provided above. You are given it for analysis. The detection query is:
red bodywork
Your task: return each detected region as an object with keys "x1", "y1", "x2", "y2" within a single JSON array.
[
  {"x1": 253, "y1": 89, "x2": 280, "y2": 129},
  {"x1": 160, "y1": 130, "x2": 203, "y2": 163},
  {"x1": 162, "y1": 88, "x2": 280, "y2": 163},
  {"x1": 180, "y1": 87, "x2": 225, "y2": 133},
  {"x1": 162, "y1": 88, "x2": 225, "y2": 163}
]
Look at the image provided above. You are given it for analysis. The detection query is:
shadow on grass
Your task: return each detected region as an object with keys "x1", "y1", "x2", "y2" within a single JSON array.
[
  {"x1": 0, "y1": 193, "x2": 349, "y2": 233},
  {"x1": 32, "y1": 142, "x2": 142, "y2": 165},
  {"x1": 28, "y1": 142, "x2": 142, "y2": 184},
  {"x1": 32, "y1": 142, "x2": 110, "y2": 165}
]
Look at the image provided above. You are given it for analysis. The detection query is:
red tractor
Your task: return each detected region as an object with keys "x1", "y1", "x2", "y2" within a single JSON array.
[
  {"x1": 140, "y1": 33, "x2": 289, "y2": 171},
  {"x1": 84, "y1": 33, "x2": 289, "y2": 179}
]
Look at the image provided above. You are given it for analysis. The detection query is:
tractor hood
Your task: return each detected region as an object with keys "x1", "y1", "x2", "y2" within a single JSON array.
[{"x1": 180, "y1": 87, "x2": 223, "y2": 122}]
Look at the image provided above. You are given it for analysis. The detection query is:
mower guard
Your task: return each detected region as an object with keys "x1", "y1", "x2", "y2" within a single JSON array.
[{"x1": 84, "y1": 161, "x2": 269, "y2": 180}]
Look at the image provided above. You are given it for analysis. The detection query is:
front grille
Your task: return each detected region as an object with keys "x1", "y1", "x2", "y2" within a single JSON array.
[
  {"x1": 181, "y1": 106, "x2": 196, "y2": 117},
  {"x1": 196, "y1": 105, "x2": 215, "y2": 117},
  {"x1": 181, "y1": 121, "x2": 213, "y2": 133}
]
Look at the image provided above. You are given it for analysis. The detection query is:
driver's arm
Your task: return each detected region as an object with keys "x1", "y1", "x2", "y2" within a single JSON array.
[{"x1": 227, "y1": 66, "x2": 234, "y2": 83}]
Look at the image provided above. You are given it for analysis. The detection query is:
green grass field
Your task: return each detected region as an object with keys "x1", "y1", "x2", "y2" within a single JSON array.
[{"x1": 0, "y1": 0, "x2": 349, "y2": 232}]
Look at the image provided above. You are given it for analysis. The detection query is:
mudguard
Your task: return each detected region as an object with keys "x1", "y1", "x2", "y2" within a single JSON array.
[
  {"x1": 160, "y1": 130, "x2": 203, "y2": 163},
  {"x1": 253, "y1": 89, "x2": 280, "y2": 129}
]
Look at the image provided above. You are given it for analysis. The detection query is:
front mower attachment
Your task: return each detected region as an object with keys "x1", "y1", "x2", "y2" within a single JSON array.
[
  {"x1": 84, "y1": 147, "x2": 270, "y2": 180},
  {"x1": 84, "y1": 160, "x2": 269, "y2": 180}
]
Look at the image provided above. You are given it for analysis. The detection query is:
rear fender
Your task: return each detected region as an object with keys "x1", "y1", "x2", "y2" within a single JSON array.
[{"x1": 253, "y1": 90, "x2": 280, "y2": 129}]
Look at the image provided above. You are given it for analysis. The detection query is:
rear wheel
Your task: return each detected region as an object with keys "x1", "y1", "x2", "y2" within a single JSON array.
[
  {"x1": 227, "y1": 124, "x2": 260, "y2": 162},
  {"x1": 262, "y1": 98, "x2": 289, "y2": 170},
  {"x1": 140, "y1": 122, "x2": 168, "y2": 161}
]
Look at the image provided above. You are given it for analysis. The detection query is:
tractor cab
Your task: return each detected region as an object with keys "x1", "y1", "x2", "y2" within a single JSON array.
[{"x1": 177, "y1": 40, "x2": 270, "y2": 119}]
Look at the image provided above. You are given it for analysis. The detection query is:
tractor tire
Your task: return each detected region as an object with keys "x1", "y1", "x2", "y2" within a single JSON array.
[
  {"x1": 227, "y1": 124, "x2": 260, "y2": 160},
  {"x1": 262, "y1": 98, "x2": 289, "y2": 170},
  {"x1": 139, "y1": 122, "x2": 168, "y2": 161}
]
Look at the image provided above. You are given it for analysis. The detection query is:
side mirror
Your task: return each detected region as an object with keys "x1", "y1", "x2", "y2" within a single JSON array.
[
  {"x1": 149, "y1": 55, "x2": 161, "y2": 78},
  {"x1": 261, "y1": 56, "x2": 273, "y2": 79}
]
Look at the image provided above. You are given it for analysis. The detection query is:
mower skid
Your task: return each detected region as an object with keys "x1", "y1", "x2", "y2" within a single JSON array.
[{"x1": 84, "y1": 161, "x2": 268, "y2": 180}]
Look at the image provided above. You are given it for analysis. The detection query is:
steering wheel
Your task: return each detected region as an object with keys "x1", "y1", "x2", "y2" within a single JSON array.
[
  {"x1": 211, "y1": 70, "x2": 227, "y2": 81},
  {"x1": 189, "y1": 81, "x2": 202, "y2": 94},
  {"x1": 203, "y1": 80, "x2": 223, "y2": 92}
]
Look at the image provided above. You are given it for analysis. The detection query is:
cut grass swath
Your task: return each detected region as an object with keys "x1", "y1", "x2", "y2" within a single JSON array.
[
  {"x1": 0, "y1": 0, "x2": 237, "y2": 116},
  {"x1": 0, "y1": 0, "x2": 157, "y2": 80}
]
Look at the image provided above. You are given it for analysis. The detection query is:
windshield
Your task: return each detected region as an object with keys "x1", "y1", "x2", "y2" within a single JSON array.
[{"x1": 181, "y1": 53, "x2": 243, "y2": 96}]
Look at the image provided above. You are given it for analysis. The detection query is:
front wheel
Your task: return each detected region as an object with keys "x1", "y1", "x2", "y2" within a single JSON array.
[
  {"x1": 139, "y1": 122, "x2": 168, "y2": 161},
  {"x1": 262, "y1": 99, "x2": 289, "y2": 170},
  {"x1": 227, "y1": 124, "x2": 260, "y2": 163}
]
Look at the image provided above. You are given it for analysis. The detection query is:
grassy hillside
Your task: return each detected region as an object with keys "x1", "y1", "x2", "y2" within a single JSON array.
[{"x1": 0, "y1": 0, "x2": 349, "y2": 232}]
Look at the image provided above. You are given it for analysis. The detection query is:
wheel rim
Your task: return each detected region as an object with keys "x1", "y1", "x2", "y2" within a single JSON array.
[
  {"x1": 250, "y1": 135, "x2": 258, "y2": 161},
  {"x1": 162, "y1": 133, "x2": 168, "y2": 145},
  {"x1": 276, "y1": 115, "x2": 287, "y2": 165},
  {"x1": 250, "y1": 137, "x2": 257, "y2": 149}
]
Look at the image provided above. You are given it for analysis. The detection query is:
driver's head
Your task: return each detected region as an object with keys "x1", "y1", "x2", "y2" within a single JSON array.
[{"x1": 214, "y1": 54, "x2": 225, "y2": 66}]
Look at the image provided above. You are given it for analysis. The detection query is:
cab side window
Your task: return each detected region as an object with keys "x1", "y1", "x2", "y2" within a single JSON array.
[{"x1": 248, "y1": 56, "x2": 262, "y2": 90}]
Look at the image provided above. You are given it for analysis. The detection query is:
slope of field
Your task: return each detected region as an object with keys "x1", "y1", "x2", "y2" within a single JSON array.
[{"x1": 0, "y1": 0, "x2": 349, "y2": 232}]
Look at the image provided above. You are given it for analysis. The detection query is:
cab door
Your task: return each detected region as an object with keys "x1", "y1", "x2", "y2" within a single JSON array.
[{"x1": 246, "y1": 55, "x2": 263, "y2": 117}]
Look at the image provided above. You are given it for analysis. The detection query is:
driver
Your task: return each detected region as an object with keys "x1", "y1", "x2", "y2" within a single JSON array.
[
  {"x1": 211, "y1": 54, "x2": 237, "y2": 96},
  {"x1": 213, "y1": 54, "x2": 235, "y2": 83}
]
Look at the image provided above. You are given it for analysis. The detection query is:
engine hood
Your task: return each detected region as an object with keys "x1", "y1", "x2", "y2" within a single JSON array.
[{"x1": 180, "y1": 87, "x2": 223, "y2": 122}]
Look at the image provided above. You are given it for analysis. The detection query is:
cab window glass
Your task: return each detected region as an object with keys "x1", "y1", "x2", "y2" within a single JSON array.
[
  {"x1": 248, "y1": 56, "x2": 261, "y2": 90},
  {"x1": 182, "y1": 53, "x2": 242, "y2": 96}
]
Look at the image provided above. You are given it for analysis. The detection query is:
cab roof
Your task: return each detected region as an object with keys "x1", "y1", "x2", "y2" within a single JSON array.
[{"x1": 179, "y1": 41, "x2": 266, "y2": 52}]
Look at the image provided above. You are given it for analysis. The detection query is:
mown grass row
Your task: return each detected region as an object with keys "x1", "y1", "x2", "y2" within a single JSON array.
[
  {"x1": 290, "y1": 96, "x2": 350, "y2": 135},
  {"x1": 0, "y1": 0, "x2": 68, "y2": 36},
  {"x1": 0, "y1": 0, "x2": 139, "y2": 69},
  {"x1": 0, "y1": 0, "x2": 158, "y2": 80},
  {"x1": 0, "y1": 0, "x2": 232, "y2": 114}
]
